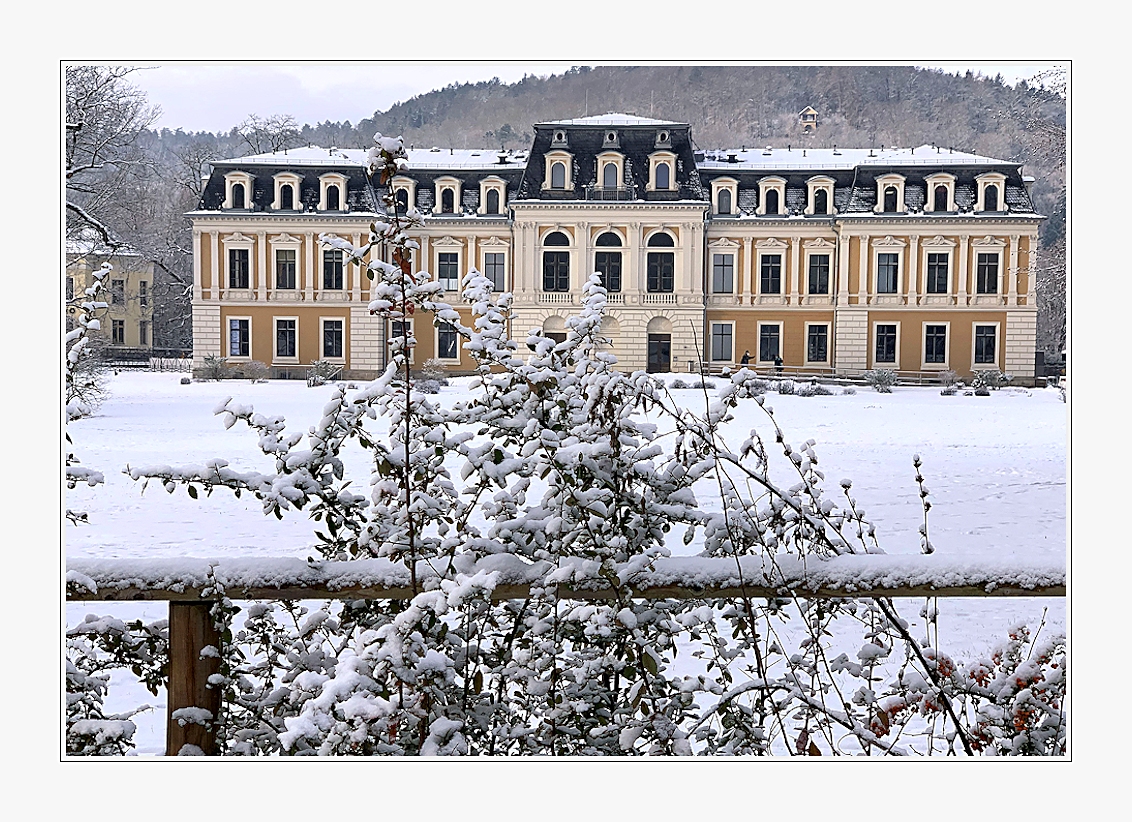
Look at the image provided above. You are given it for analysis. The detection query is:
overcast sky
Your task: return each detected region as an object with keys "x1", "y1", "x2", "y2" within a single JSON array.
[{"x1": 122, "y1": 62, "x2": 1063, "y2": 135}]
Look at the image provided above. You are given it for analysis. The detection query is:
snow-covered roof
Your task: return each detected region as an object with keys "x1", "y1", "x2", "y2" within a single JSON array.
[
  {"x1": 697, "y1": 145, "x2": 1014, "y2": 173},
  {"x1": 66, "y1": 228, "x2": 140, "y2": 256},
  {"x1": 538, "y1": 112, "x2": 686, "y2": 127},
  {"x1": 215, "y1": 145, "x2": 528, "y2": 171}
]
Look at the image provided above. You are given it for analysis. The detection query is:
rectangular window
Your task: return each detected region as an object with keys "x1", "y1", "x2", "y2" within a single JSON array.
[
  {"x1": 710, "y1": 323, "x2": 733, "y2": 362},
  {"x1": 276, "y1": 250, "x2": 296, "y2": 290},
  {"x1": 323, "y1": 250, "x2": 344, "y2": 290},
  {"x1": 323, "y1": 319, "x2": 343, "y2": 359},
  {"x1": 974, "y1": 325, "x2": 997, "y2": 364},
  {"x1": 229, "y1": 319, "x2": 250, "y2": 357},
  {"x1": 646, "y1": 252, "x2": 674, "y2": 292},
  {"x1": 111, "y1": 279, "x2": 125, "y2": 305},
  {"x1": 484, "y1": 252, "x2": 506, "y2": 292},
  {"x1": 595, "y1": 251, "x2": 622, "y2": 293},
  {"x1": 807, "y1": 254, "x2": 830, "y2": 294},
  {"x1": 924, "y1": 325, "x2": 947, "y2": 364},
  {"x1": 139, "y1": 280, "x2": 149, "y2": 308},
  {"x1": 875, "y1": 324, "x2": 897, "y2": 363},
  {"x1": 759, "y1": 325, "x2": 780, "y2": 362},
  {"x1": 976, "y1": 253, "x2": 999, "y2": 294},
  {"x1": 275, "y1": 319, "x2": 297, "y2": 359},
  {"x1": 807, "y1": 325, "x2": 828, "y2": 363},
  {"x1": 229, "y1": 249, "x2": 250, "y2": 289},
  {"x1": 712, "y1": 253, "x2": 734, "y2": 294},
  {"x1": 437, "y1": 324, "x2": 459, "y2": 360},
  {"x1": 876, "y1": 253, "x2": 899, "y2": 294},
  {"x1": 438, "y1": 252, "x2": 460, "y2": 291},
  {"x1": 66, "y1": 277, "x2": 74, "y2": 301},
  {"x1": 543, "y1": 251, "x2": 570, "y2": 292},
  {"x1": 759, "y1": 255, "x2": 782, "y2": 294},
  {"x1": 926, "y1": 253, "x2": 949, "y2": 294},
  {"x1": 112, "y1": 319, "x2": 125, "y2": 345},
  {"x1": 138, "y1": 320, "x2": 148, "y2": 347}
]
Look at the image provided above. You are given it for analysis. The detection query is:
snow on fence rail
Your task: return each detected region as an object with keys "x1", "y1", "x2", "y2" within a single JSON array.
[{"x1": 65, "y1": 555, "x2": 1065, "y2": 756}]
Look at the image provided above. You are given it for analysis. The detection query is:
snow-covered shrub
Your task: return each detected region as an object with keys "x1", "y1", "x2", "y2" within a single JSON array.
[
  {"x1": 940, "y1": 385, "x2": 958, "y2": 396},
  {"x1": 416, "y1": 378, "x2": 441, "y2": 394},
  {"x1": 972, "y1": 369, "x2": 1006, "y2": 390},
  {"x1": 199, "y1": 354, "x2": 229, "y2": 381},
  {"x1": 670, "y1": 378, "x2": 689, "y2": 389},
  {"x1": 690, "y1": 380, "x2": 716, "y2": 390},
  {"x1": 842, "y1": 386, "x2": 857, "y2": 395},
  {"x1": 306, "y1": 359, "x2": 342, "y2": 387},
  {"x1": 776, "y1": 379, "x2": 795, "y2": 395},
  {"x1": 939, "y1": 370, "x2": 958, "y2": 387},
  {"x1": 796, "y1": 382, "x2": 832, "y2": 397},
  {"x1": 180, "y1": 376, "x2": 191, "y2": 385},
  {"x1": 864, "y1": 369, "x2": 897, "y2": 393},
  {"x1": 243, "y1": 360, "x2": 270, "y2": 383},
  {"x1": 419, "y1": 357, "x2": 449, "y2": 384},
  {"x1": 66, "y1": 263, "x2": 111, "y2": 524},
  {"x1": 974, "y1": 385, "x2": 991, "y2": 397}
]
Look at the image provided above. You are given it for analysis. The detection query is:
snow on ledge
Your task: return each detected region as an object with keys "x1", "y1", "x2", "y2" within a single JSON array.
[{"x1": 66, "y1": 555, "x2": 1066, "y2": 601}]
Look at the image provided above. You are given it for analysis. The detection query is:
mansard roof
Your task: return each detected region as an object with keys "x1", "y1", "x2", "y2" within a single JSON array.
[
  {"x1": 696, "y1": 145, "x2": 1015, "y2": 173},
  {"x1": 538, "y1": 112, "x2": 686, "y2": 127}
]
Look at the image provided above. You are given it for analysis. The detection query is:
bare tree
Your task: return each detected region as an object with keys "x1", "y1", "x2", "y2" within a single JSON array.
[
  {"x1": 235, "y1": 114, "x2": 302, "y2": 154},
  {"x1": 66, "y1": 65, "x2": 160, "y2": 245}
]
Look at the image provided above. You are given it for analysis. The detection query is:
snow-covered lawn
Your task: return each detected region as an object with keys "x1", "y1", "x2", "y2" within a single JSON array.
[{"x1": 65, "y1": 371, "x2": 1067, "y2": 754}]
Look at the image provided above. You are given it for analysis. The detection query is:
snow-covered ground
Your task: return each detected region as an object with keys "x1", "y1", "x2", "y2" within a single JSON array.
[{"x1": 65, "y1": 371, "x2": 1067, "y2": 754}]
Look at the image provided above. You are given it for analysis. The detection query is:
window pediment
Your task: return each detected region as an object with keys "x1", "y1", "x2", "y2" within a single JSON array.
[
  {"x1": 755, "y1": 237, "x2": 788, "y2": 249},
  {"x1": 872, "y1": 235, "x2": 907, "y2": 248},
  {"x1": 803, "y1": 237, "x2": 836, "y2": 250},
  {"x1": 921, "y1": 235, "x2": 957, "y2": 248}
]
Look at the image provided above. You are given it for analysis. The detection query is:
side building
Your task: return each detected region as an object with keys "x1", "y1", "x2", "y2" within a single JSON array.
[
  {"x1": 67, "y1": 233, "x2": 155, "y2": 357},
  {"x1": 189, "y1": 114, "x2": 1043, "y2": 384}
]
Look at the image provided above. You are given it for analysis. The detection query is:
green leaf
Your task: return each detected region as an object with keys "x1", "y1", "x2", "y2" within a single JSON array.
[
  {"x1": 187, "y1": 485, "x2": 198, "y2": 499},
  {"x1": 642, "y1": 651, "x2": 658, "y2": 676}
]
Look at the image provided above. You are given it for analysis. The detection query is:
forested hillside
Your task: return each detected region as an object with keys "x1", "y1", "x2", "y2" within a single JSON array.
[{"x1": 81, "y1": 65, "x2": 1066, "y2": 355}]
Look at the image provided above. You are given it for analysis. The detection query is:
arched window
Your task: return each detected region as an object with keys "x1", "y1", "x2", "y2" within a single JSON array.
[
  {"x1": 603, "y1": 163, "x2": 618, "y2": 189},
  {"x1": 934, "y1": 185, "x2": 949, "y2": 212},
  {"x1": 441, "y1": 189, "x2": 455, "y2": 214},
  {"x1": 594, "y1": 232, "x2": 622, "y2": 293},
  {"x1": 883, "y1": 186, "x2": 898, "y2": 212},
  {"x1": 646, "y1": 232, "x2": 675, "y2": 292},
  {"x1": 655, "y1": 162, "x2": 671, "y2": 190},
  {"x1": 395, "y1": 189, "x2": 408, "y2": 214},
  {"x1": 550, "y1": 162, "x2": 566, "y2": 189},
  {"x1": 984, "y1": 185, "x2": 999, "y2": 211},
  {"x1": 486, "y1": 189, "x2": 500, "y2": 214},
  {"x1": 764, "y1": 189, "x2": 779, "y2": 215},
  {"x1": 280, "y1": 184, "x2": 294, "y2": 210},
  {"x1": 717, "y1": 189, "x2": 732, "y2": 215},
  {"x1": 542, "y1": 231, "x2": 570, "y2": 292},
  {"x1": 814, "y1": 189, "x2": 828, "y2": 215},
  {"x1": 232, "y1": 183, "x2": 245, "y2": 209},
  {"x1": 326, "y1": 184, "x2": 340, "y2": 211}
]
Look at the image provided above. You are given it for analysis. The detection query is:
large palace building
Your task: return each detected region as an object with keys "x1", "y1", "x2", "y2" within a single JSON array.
[{"x1": 189, "y1": 113, "x2": 1044, "y2": 383}]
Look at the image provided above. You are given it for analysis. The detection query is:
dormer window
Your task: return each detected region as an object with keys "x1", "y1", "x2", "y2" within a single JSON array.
[
  {"x1": 272, "y1": 173, "x2": 302, "y2": 211},
  {"x1": 603, "y1": 163, "x2": 618, "y2": 188},
  {"x1": 551, "y1": 129, "x2": 569, "y2": 147},
  {"x1": 975, "y1": 173, "x2": 1007, "y2": 212},
  {"x1": 543, "y1": 151, "x2": 573, "y2": 191},
  {"x1": 434, "y1": 176, "x2": 462, "y2": 215},
  {"x1": 596, "y1": 151, "x2": 625, "y2": 192},
  {"x1": 655, "y1": 130, "x2": 671, "y2": 148},
  {"x1": 873, "y1": 173, "x2": 906, "y2": 214},
  {"x1": 478, "y1": 176, "x2": 507, "y2": 215},
  {"x1": 757, "y1": 177, "x2": 786, "y2": 216},
  {"x1": 390, "y1": 176, "x2": 416, "y2": 215},
  {"x1": 318, "y1": 173, "x2": 348, "y2": 211},
  {"x1": 648, "y1": 151, "x2": 677, "y2": 191},
  {"x1": 924, "y1": 173, "x2": 956, "y2": 213},
  {"x1": 223, "y1": 171, "x2": 254, "y2": 209},
  {"x1": 805, "y1": 176, "x2": 836, "y2": 216},
  {"x1": 711, "y1": 177, "x2": 738, "y2": 216},
  {"x1": 602, "y1": 130, "x2": 619, "y2": 148}
]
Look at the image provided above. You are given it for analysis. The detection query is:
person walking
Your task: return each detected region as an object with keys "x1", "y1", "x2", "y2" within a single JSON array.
[
  {"x1": 774, "y1": 354, "x2": 783, "y2": 375},
  {"x1": 740, "y1": 350, "x2": 751, "y2": 366}
]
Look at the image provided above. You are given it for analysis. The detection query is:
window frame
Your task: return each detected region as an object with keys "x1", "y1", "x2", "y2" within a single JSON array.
[
  {"x1": 757, "y1": 321, "x2": 783, "y2": 364},
  {"x1": 111, "y1": 318, "x2": 125, "y2": 345},
  {"x1": 223, "y1": 171, "x2": 254, "y2": 210},
  {"x1": 111, "y1": 279, "x2": 126, "y2": 306},
  {"x1": 227, "y1": 316, "x2": 251, "y2": 360},
  {"x1": 711, "y1": 252, "x2": 735, "y2": 294},
  {"x1": 272, "y1": 172, "x2": 302, "y2": 211},
  {"x1": 710, "y1": 321, "x2": 735, "y2": 362},
  {"x1": 757, "y1": 177, "x2": 786, "y2": 216},
  {"x1": 758, "y1": 253, "x2": 782, "y2": 295},
  {"x1": 710, "y1": 177, "x2": 738, "y2": 216},
  {"x1": 922, "y1": 322, "x2": 949, "y2": 369},
  {"x1": 805, "y1": 322, "x2": 830, "y2": 365},
  {"x1": 482, "y1": 250, "x2": 507, "y2": 292},
  {"x1": 138, "y1": 319, "x2": 149, "y2": 347},
  {"x1": 274, "y1": 248, "x2": 298, "y2": 290},
  {"x1": 320, "y1": 317, "x2": 345, "y2": 361},
  {"x1": 273, "y1": 316, "x2": 299, "y2": 363},
  {"x1": 322, "y1": 248, "x2": 345, "y2": 291},
  {"x1": 807, "y1": 252, "x2": 831, "y2": 295},
  {"x1": 543, "y1": 151, "x2": 573, "y2": 191},
  {"x1": 972, "y1": 322, "x2": 1000, "y2": 368},
  {"x1": 437, "y1": 251, "x2": 461, "y2": 292},
  {"x1": 647, "y1": 150, "x2": 677, "y2": 192},
  {"x1": 975, "y1": 172, "x2": 1008, "y2": 213},
  {"x1": 318, "y1": 173, "x2": 348, "y2": 212},
  {"x1": 924, "y1": 173, "x2": 956, "y2": 213},
  {"x1": 975, "y1": 251, "x2": 1001, "y2": 294},
  {"x1": 871, "y1": 322, "x2": 900, "y2": 367},
  {"x1": 389, "y1": 318, "x2": 415, "y2": 364},
  {"x1": 436, "y1": 322, "x2": 460, "y2": 363},
  {"x1": 805, "y1": 176, "x2": 836, "y2": 216},
  {"x1": 433, "y1": 176, "x2": 462, "y2": 215},
  {"x1": 873, "y1": 173, "x2": 906, "y2": 214}
]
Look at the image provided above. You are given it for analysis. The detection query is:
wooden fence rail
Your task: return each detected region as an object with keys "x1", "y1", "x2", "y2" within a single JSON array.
[{"x1": 66, "y1": 555, "x2": 1066, "y2": 756}]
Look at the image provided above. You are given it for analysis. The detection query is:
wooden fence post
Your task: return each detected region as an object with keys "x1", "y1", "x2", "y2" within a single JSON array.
[{"x1": 166, "y1": 601, "x2": 221, "y2": 756}]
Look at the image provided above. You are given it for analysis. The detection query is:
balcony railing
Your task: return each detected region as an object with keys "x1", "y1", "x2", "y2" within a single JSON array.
[{"x1": 584, "y1": 184, "x2": 638, "y2": 201}]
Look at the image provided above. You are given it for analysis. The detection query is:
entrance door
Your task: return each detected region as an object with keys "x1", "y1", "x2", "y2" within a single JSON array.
[{"x1": 647, "y1": 334, "x2": 671, "y2": 373}]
